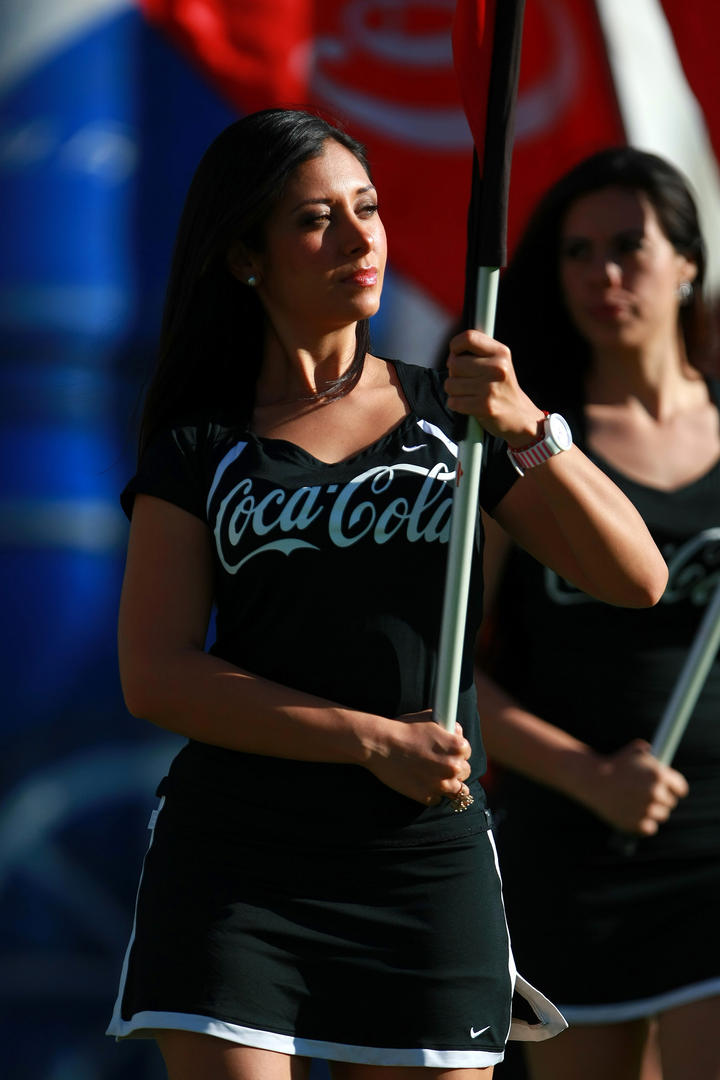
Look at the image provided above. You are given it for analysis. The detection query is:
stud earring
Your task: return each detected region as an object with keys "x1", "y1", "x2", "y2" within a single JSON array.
[
  {"x1": 677, "y1": 281, "x2": 693, "y2": 305},
  {"x1": 247, "y1": 275, "x2": 258, "y2": 287}
]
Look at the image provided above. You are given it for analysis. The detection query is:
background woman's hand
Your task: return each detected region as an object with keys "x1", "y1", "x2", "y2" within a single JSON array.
[
  {"x1": 578, "y1": 738, "x2": 689, "y2": 835},
  {"x1": 444, "y1": 329, "x2": 545, "y2": 445},
  {"x1": 365, "y1": 713, "x2": 472, "y2": 807}
]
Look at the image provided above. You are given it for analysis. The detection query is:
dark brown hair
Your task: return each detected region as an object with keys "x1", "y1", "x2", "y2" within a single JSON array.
[
  {"x1": 137, "y1": 108, "x2": 373, "y2": 457},
  {"x1": 495, "y1": 146, "x2": 716, "y2": 415}
]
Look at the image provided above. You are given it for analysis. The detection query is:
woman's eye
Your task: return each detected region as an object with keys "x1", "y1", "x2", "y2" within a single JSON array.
[
  {"x1": 614, "y1": 233, "x2": 644, "y2": 255},
  {"x1": 561, "y1": 239, "x2": 590, "y2": 261},
  {"x1": 300, "y1": 212, "x2": 331, "y2": 228},
  {"x1": 358, "y1": 202, "x2": 379, "y2": 217}
]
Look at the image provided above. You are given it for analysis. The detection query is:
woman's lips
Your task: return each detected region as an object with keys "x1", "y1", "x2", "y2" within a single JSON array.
[
  {"x1": 587, "y1": 301, "x2": 626, "y2": 322},
  {"x1": 344, "y1": 267, "x2": 378, "y2": 286}
]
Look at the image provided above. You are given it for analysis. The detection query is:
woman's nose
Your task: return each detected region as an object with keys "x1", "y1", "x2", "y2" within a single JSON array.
[
  {"x1": 604, "y1": 258, "x2": 622, "y2": 282},
  {"x1": 342, "y1": 218, "x2": 374, "y2": 255},
  {"x1": 590, "y1": 255, "x2": 622, "y2": 285}
]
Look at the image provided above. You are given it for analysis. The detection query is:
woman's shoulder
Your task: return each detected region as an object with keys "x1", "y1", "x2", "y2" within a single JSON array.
[
  {"x1": 144, "y1": 410, "x2": 249, "y2": 461},
  {"x1": 385, "y1": 356, "x2": 446, "y2": 383},
  {"x1": 382, "y1": 357, "x2": 450, "y2": 420},
  {"x1": 705, "y1": 374, "x2": 720, "y2": 409},
  {"x1": 122, "y1": 412, "x2": 252, "y2": 522}
]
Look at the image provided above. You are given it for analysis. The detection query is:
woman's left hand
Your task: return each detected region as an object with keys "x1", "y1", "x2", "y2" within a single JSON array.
[{"x1": 444, "y1": 329, "x2": 545, "y2": 446}]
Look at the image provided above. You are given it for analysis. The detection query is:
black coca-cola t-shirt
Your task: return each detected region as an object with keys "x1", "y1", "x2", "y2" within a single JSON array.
[
  {"x1": 492, "y1": 379, "x2": 720, "y2": 857},
  {"x1": 122, "y1": 359, "x2": 518, "y2": 844}
]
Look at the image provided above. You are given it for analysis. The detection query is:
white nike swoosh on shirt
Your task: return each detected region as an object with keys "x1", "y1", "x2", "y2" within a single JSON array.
[
  {"x1": 401, "y1": 444, "x2": 427, "y2": 452},
  {"x1": 470, "y1": 1026, "x2": 490, "y2": 1038}
]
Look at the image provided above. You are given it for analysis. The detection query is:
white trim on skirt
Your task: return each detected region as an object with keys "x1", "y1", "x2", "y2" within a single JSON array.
[
  {"x1": 485, "y1": 831, "x2": 568, "y2": 1044},
  {"x1": 107, "y1": 797, "x2": 166, "y2": 1038},
  {"x1": 107, "y1": 803, "x2": 565, "y2": 1063},
  {"x1": 108, "y1": 1011, "x2": 505, "y2": 1069},
  {"x1": 557, "y1": 976, "x2": 720, "y2": 1025}
]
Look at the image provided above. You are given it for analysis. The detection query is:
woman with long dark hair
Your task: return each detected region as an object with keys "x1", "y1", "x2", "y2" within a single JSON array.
[
  {"x1": 476, "y1": 147, "x2": 720, "y2": 1080},
  {"x1": 107, "y1": 111, "x2": 666, "y2": 1080}
]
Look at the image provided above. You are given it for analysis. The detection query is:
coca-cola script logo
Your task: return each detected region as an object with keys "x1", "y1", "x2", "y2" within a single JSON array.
[
  {"x1": 208, "y1": 421, "x2": 457, "y2": 574},
  {"x1": 544, "y1": 528, "x2": 720, "y2": 607}
]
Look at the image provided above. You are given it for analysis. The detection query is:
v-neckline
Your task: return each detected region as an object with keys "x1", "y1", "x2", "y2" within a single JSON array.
[{"x1": 247, "y1": 359, "x2": 417, "y2": 467}]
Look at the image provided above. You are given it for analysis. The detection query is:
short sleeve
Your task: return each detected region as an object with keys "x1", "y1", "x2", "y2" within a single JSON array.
[
  {"x1": 428, "y1": 361, "x2": 517, "y2": 512},
  {"x1": 391, "y1": 359, "x2": 518, "y2": 515},
  {"x1": 121, "y1": 425, "x2": 207, "y2": 521},
  {"x1": 479, "y1": 431, "x2": 518, "y2": 513}
]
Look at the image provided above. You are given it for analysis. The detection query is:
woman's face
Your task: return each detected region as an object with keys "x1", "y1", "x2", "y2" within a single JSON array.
[
  {"x1": 246, "y1": 138, "x2": 387, "y2": 338},
  {"x1": 558, "y1": 185, "x2": 696, "y2": 352}
]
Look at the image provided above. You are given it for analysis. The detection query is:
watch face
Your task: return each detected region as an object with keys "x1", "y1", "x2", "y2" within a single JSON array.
[{"x1": 547, "y1": 413, "x2": 573, "y2": 450}]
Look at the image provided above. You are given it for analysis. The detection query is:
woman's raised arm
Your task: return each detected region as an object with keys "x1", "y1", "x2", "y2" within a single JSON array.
[{"x1": 445, "y1": 329, "x2": 669, "y2": 607}]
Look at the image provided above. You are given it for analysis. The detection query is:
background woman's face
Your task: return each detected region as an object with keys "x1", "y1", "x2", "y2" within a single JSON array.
[{"x1": 558, "y1": 185, "x2": 696, "y2": 353}]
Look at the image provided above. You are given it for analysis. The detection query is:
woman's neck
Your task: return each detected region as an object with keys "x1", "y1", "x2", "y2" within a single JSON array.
[
  {"x1": 583, "y1": 343, "x2": 717, "y2": 491},
  {"x1": 254, "y1": 323, "x2": 359, "y2": 406},
  {"x1": 585, "y1": 338, "x2": 704, "y2": 421}
]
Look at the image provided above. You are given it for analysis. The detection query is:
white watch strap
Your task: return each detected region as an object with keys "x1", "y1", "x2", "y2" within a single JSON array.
[
  {"x1": 506, "y1": 413, "x2": 570, "y2": 476},
  {"x1": 508, "y1": 438, "x2": 556, "y2": 473}
]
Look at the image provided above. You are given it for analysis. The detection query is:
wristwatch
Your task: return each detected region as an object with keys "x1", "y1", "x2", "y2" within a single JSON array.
[{"x1": 506, "y1": 412, "x2": 573, "y2": 476}]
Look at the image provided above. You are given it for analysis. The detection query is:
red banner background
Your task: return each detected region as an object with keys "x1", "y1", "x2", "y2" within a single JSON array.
[{"x1": 139, "y1": 0, "x2": 720, "y2": 318}]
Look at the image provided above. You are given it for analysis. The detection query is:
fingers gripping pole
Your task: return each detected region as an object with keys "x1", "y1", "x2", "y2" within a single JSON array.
[
  {"x1": 612, "y1": 576, "x2": 720, "y2": 857},
  {"x1": 434, "y1": 266, "x2": 499, "y2": 732},
  {"x1": 650, "y1": 578, "x2": 720, "y2": 765}
]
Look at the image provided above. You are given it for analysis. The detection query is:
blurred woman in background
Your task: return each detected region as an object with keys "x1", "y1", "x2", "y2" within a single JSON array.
[{"x1": 476, "y1": 147, "x2": 720, "y2": 1080}]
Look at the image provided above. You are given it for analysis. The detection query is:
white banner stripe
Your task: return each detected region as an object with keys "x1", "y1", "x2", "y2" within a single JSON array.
[
  {"x1": 594, "y1": 0, "x2": 720, "y2": 296},
  {"x1": 0, "y1": 0, "x2": 133, "y2": 96}
]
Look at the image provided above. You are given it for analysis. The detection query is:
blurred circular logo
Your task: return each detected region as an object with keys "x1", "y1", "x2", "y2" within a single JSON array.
[
  {"x1": 312, "y1": 0, "x2": 581, "y2": 150},
  {"x1": 313, "y1": 0, "x2": 470, "y2": 149}
]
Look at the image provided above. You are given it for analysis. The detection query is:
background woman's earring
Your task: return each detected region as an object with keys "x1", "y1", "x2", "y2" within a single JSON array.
[
  {"x1": 677, "y1": 281, "x2": 694, "y2": 305},
  {"x1": 247, "y1": 275, "x2": 258, "y2": 287}
]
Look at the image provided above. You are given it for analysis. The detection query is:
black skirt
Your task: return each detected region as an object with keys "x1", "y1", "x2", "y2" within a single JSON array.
[
  {"x1": 107, "y1": 778, "x2": 562, "y2": 1067},
  {"x1": 497, "y1": 819, "x2": 720, "y2": 1024}
]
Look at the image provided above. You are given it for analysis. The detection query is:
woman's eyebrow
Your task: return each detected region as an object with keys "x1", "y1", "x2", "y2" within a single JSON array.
[{"x1": 290, "y1": 184, "x2": 376, "y2": 212}]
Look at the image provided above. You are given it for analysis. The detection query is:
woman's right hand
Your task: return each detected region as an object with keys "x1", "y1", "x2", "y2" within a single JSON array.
[
  {"x1": 475, "y1": 668, "x2": 689, "y2": 837},
  {"x1": 578, "y1": 739, "x2": 689, "y2": 835},
  {"x1": 364, "y1": 713, "x2": 472, "y2": 807}
]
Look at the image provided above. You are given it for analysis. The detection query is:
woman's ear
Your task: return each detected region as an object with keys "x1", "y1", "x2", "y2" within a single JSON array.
[
  {"x1": 227, "y1": 243, "x2": 260, "y2": 287},
  {"x1": 677, "y1": 255, "x2": 698, "y2": 285}
]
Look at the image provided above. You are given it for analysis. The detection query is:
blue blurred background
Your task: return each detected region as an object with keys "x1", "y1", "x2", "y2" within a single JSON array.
[
  {"x1": 1, "y1": 8, "x2": 233, "y2": 1078},
  {"x1": 0, "y1": 5, "x2": 396, "y2": 1076}
]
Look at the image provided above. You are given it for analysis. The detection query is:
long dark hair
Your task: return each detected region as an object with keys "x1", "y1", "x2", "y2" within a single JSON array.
[
  {"x1": 495, "y1": 146, "x2": 715, "y2": 416},
  {"x1": 137, "y1": 108, "x2": 373, "y2": 457}
]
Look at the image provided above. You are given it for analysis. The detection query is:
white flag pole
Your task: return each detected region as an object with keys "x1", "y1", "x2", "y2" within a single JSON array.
[
  {"x1": 613, "y1": 577, "x2": 720, "y2": 855},
  {"x1": 433, "y1": 265, "x2": 499, "y2": 733},
  {"x1": 650, "y1": 578, "x2": 720, "y2": 765}
]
